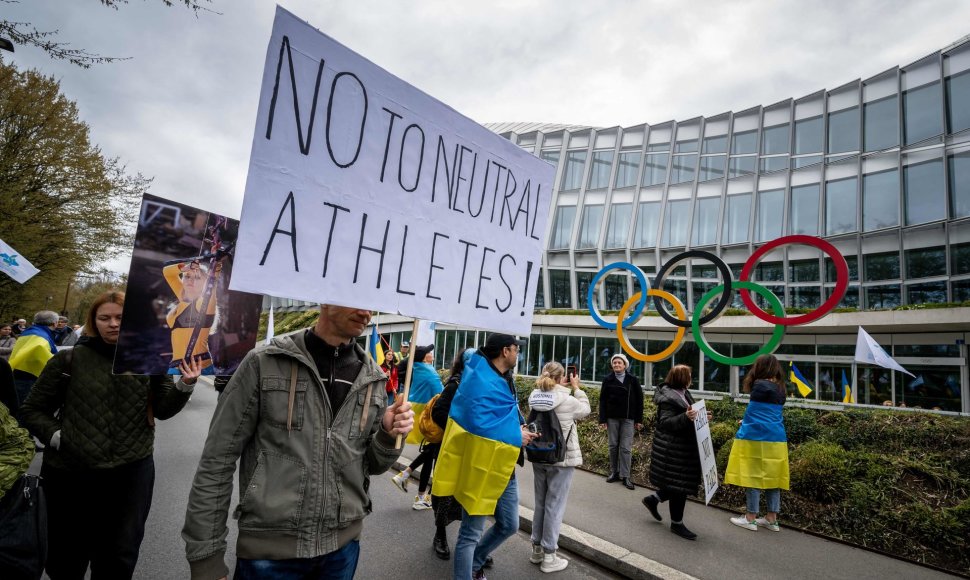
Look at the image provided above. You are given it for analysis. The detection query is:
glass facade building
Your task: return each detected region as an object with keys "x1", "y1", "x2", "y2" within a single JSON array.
[{"x1": 484, "y1": 40, "x2": 970, "y2": 413}]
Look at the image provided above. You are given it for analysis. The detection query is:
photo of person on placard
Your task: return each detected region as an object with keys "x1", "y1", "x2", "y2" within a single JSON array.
[{"x1": 113, "y1": 194, "x2": 263, "y2": 376}]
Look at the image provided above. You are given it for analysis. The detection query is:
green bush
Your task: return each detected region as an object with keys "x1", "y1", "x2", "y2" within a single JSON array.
[
  {"x1": 790, "y1": 442, "x2": 851, "y2": 503},
  {"x1": 709, "y1": 422, "x2": 736, "y2": 451}
]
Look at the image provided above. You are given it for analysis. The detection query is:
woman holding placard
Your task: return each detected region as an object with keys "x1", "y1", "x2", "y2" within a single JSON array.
[
  {"x1": 641, "y1": 364, "x2": 709, "y2": 540},
  {"x1": 724, "y1": 354, "x2": 789, "y2": 533}
]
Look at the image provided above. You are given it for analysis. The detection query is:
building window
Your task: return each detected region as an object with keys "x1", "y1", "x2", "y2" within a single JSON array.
[
  {"x1": 723, "y1": 193, "x2": 751, "y2": 244},
  {"x1": 699, "y1": 155, "x2": 726, "y2": 181},
  {"x1": 614, "y1": 150, "x2": 640, "y2": 189},
  {"x1": 561, "y1": 150, "x2": 586, "y2": 191},
  {"x1": 825, "y1": 177, "x2": 858, "y2": 236},
  {"x1": 577, "y1": 205, "x2": 604, "y2": 249},
  {"x1": 790, "y1": 286, "x2": 821, "y2": 308},
  {"x1": 952, "y1": 279, "x2": 970, "y2": 301},
  {"x1": 729, "y1": 156, "x2": 756, "y2": 177},
  {"x1": 790, "y1": 259, "x2": 820, "y2": 282},
  {"x1": 826, "y1": 255, "x2": 859, "y2": 281},
  {"x1": 605, "y1": 274, "x2": 631, "y2": 309},
  {"x1": 576, "y1": 271, "x2": 594, "y2": 309},
  {"x1": 903, "y1": 82, "x2": 943, "y2": 145},
  {"x1": 634, "y1": 202, "x2": 660, "y2": 247},
  {"x1": 587, "y1": 150, "x2": 614, "y2": 190},
  {"x1": 691, "y1": 197, "x2": 720, "y2": 246},
  {"x1": 906, "y1": 281, "x2": 946, "y2": 304},
  {"x1": 762, "y1": 124, "x2": 790, "y2": 155},
  {"x1": 703, "y1": 135, "x2": 727, "y2": 154},
  {"x1": 866, "y1": 285, "x2": 901, "y2": 309},
  {"x1": 756, "y1": 189, "x2": 784, "y2": 242},
  {"x1": 792, "y1": 155, "x2": 823, "y2": 169},
  {"x1": 549, "y1": 270, "x2": 571, "y2": 308},
  {"x1": 674, "y1": 139, "x2": 698, "y2": 153},
  {"x1": 904, "y1": 158, "x2": 945, "y2": 225},
  {"x1": 949, "y1": 151, "x2": 970, "y2": 218},
  {"x1": 826, "y1": 284, "x2": 860, "y2": 308},
  {"x1": 549, "y1": 206, "x2": 576, "y2": 249},
  {"x1": 946, "y1": 69, "x2": 970, "y2": 134},
  {"x1": 906, "y1": 246, "x2": 946, "y2": 278},
  {"x1": 794, "y1": 116, "x2": 823, "y2": 155},
  {"x1": 671, "y1": 154, "x2": 697, "y2": 184},
  {"x1": 865, "y1": 251, "x2": 900, "y2": 281},
  {"x1": 863, "y1": 95, "x2": 899, "y2": 152},
  {"x1": 951, "y1": 242, "x2": 970, "y2": 275},
  {"x1": 662, "y1": 200, "x2": 690, "y2": 247},
  {"x1": 642, "y1": 153, "x2": 668, "y2": 186},
  {"x1": 732, "y1": 130, "x2": 758, "y2": 155},
  {"x1": 863, "y1": 169, "x2": 900, "y2": 231},
  {"x1": 541, "y1": 149, "x2": 560, "y2": 166},
  {"x1": 790, "y1": 183, "x2": 820, "y2": 236},
  {"x1": 760, "y1": 156, "x2": 789, "y2": 173},
  {"x1": 605, "y1": 203, "x2": 632, "y2": 248},
  {"x1": 828, "y1": 107, "x2": 860, "y2": 154},
  {"x1": 534, "y1": 271, "x2": 544, "y2": 308}
]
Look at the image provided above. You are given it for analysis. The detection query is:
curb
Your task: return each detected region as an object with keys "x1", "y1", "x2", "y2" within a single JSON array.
[{"x1": 391, "y1": 460, "x2": 697, "y2": 580}]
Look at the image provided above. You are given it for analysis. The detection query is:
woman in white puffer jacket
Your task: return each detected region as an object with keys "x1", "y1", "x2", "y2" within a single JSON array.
[{"x1": 526, "y1": 362, "x2": 591, "y2": 573}]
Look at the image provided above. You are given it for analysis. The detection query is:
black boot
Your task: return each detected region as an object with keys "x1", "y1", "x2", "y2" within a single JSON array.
[
  {"x1": 623, "y1": 478, "x2": 635, "y2": 490},
  {"x1": 641, "y1": 495, "x2": 662, "y2": 521},
  {"x1": 670, "y1": 522, "x2": 697, "y2": 540},
  {"x1": 433, "y1": 534, "x2": 451, "y2": 560},
  {"x1": 605, "y1": 473, "x2": 620, "y2": 483}
]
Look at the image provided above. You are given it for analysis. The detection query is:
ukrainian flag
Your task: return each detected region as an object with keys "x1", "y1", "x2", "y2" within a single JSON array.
[
  {"x1": 405, "y1": 361, "x2": 443, "y2": 444},
  {"x1": 789, "y1": 362, "x2": 813, "y2": 398},
  {"x1": 367, "y1": 325, "x2": 384, "y2": 365},
  {"x1": 841, "y1": 369, "x2": 854, "y2": 404},
  {"x1": 8, "y1": 327, "x2": 56, "y2": 377},
  {"x1": 432, "y1": 352, "x2": 522, "y2": 515},
  {"x1": 724, "y1": 400, "x2": 790, "y2": 490}
]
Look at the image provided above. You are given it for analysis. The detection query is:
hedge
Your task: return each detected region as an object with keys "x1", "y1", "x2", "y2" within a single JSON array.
[{"x1": 509, "y1": 375, "x2": 970, "y2": 576}]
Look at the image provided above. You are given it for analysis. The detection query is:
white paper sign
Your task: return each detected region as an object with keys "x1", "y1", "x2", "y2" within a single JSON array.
[
  {"x1": 854, "y1": 327, "x2": 915, "y2": 377},
  {"x1": 692, "y1": 400, "x2": 718, "y2": 505},
  {"x1": 0, "y1": 238, "x2": 40, "y2": 284},
  {"x1": 231, "y1": 7, "x2": 555, "y2": 336}
]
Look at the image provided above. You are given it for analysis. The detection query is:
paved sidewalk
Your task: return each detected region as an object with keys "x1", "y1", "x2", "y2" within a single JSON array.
[{"x1": 398, "y1": 444, "x2": 960, "y2": 580}]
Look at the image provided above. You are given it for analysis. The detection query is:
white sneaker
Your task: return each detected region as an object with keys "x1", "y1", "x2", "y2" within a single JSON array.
[
  {"x1": 755, "y1": 517, "x2": 780, "y2": 532},
  {"x1": 730, "y1": 515, "x2": 758, "y2": 531},
  {"x1": 529, "y1": 544, "x2": 543, "y2": 564},
  {"x1": 540, "y1": 551, "x2": 568, "y2": 573},
  {"x1": 391, "y1": 471, "x2": 408, "y2": 493},
  {"x1": 412, "y1": 493, "x2": 432, "y2": 510}
]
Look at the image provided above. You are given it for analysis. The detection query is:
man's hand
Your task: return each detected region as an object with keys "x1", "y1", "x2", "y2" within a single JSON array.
[
  {"x1": 635, "y1": 423, "x2": 643, "y2": 430},
  {"x1": 599, "y1": 423, "x2": 607, "y2": 430},
  {"x1": 521, "y1": 425, "x2": 539, "y2": 446},
  {"x1": 383, "y1": 394, "x2": 414, "y2": 436}
]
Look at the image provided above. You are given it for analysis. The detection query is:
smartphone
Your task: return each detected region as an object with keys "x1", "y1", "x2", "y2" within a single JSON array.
[
  {"x1": 566, "y1": 365, "x2": 577, "y2": 380},
  {"x1": 526, "y1": 422, "x2": 541, "y2": 435}
]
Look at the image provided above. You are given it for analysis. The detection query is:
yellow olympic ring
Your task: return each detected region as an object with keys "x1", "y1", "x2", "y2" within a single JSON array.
[{"x1": 616, "y1": 289, "x2": 687, "y2": 362}]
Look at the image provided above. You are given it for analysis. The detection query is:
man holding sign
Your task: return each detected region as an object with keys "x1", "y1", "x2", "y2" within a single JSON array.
[{"x1": 182, "y1": 304, "x2": 414, "y2": 579}]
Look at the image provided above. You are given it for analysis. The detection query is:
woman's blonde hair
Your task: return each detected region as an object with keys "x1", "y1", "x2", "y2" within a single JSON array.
[{"x1": 536, "y1": 362, "x2": 565, "y2": 391}]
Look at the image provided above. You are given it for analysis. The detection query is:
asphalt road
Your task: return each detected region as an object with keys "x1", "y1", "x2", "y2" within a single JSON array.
[{"x1": 131, "y1": 380, "x2": 616, "y2": 579}]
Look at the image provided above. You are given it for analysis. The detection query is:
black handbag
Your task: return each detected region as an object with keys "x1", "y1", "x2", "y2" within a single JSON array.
[{"x1": 0, "y1": 474, "x2": 47, "y2": 580}]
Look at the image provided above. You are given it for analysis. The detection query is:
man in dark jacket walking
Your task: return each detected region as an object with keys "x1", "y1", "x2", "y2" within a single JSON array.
[
  {"x1": 598, "y1": 353, "x2": 643, "y2": 489},
  {"x1": 182, "y1": 304, "x2": 415, "y2": 580}
]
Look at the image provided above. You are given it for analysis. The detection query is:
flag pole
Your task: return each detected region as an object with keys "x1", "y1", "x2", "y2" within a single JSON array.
[{"x1": 395, "y1": 318, "x2": 421, "y2": 450}]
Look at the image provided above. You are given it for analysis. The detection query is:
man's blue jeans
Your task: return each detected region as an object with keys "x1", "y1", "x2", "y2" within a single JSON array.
[
  {"x1": 234, "y1": 540, "x2": 360, "y2": 580},
  {"x1": 454, "y1": 477, "x2": 518, "y2": 580}
]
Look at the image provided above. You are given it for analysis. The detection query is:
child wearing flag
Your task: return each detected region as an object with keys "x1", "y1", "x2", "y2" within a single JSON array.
[{"x1": 725, "y1": 354, "x2": 790, "y2": 532}]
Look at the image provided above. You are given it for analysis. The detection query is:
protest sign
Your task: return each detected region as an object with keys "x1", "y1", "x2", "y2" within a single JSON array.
[
  {"x1": 692, "y1": 400, "x2": 718, "y2": 505},
  {"x1": 114, "y1": 194, "x2": 263, "y2": 375},
  {"x1": 231, "y1": 7, "x2": 555, "y2": 336}
]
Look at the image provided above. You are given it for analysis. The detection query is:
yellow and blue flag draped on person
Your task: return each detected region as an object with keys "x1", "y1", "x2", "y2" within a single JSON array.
[
  {"x1": 841, "y1": 369, "x2": 854, "y2": 403},
  {"x1": 789, "y1": 362, "x2": 813, "y2": 397},
  {"x1": 8, "y1": 326, "x2": 56, "y2": 377},
  {"x1": 433, "y1": 352, "x2": 522, "y2": 515},
  {"x1": 406, "y1": 361, "x2": 443, "y2": 444},
  {"x1": 724, "y1": 400, "x2": 790, "y2": 490}
]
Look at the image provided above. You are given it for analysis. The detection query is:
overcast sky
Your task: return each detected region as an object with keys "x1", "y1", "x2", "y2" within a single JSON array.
[{"x1": 5, "y1": 0, "x2": 970, "y2": 271}]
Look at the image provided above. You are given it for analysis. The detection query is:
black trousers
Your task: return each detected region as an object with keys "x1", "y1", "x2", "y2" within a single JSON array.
[
  {"x1": 656, "y1": 488, "x2": 687, "y2": 522},
  {"x1": 41, "y1": 456, "x2": 155, "y2": 580}
]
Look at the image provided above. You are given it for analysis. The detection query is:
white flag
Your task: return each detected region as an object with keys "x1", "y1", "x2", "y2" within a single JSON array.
[
  {"x1": 413, "y1": 320, "x2": 437, "y2": 347},
  {"x1": 265, "y1": 304, "x2": 275, "y2": 345},
  {"x1": 0, "y1": 238, "x2": 40, "y2": 284},
  {"x1": 855, "y1": 327, "x2": 915, "y2": 377}
]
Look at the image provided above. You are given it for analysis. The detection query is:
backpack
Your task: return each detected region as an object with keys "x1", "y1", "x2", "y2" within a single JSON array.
[
  {"x1": 418, "y1": 394, "x2": 444, "y2": 444},
  {"x1": 524, "y1": 408, "x2": 571, "y2": 464}
]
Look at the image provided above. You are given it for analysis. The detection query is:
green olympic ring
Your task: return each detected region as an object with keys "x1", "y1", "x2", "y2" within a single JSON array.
[{"x1": 692, "y1": 281, "x2": 786, "y2": 366}]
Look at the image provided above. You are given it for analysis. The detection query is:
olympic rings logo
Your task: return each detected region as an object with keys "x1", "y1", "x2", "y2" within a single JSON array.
[{"x1": 587, "y1": 235, "x2": 849, "y2": 366}]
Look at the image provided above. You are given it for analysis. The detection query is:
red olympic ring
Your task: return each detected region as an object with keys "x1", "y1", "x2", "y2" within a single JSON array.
[{"x1": 739, "y1": 235, "x2": 848, "y2": 326}]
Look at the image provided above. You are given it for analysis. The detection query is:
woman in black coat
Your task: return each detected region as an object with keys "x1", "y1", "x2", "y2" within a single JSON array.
[
  {"x1": 598, "y1": 353, "x2": 643, "y2": 490},
  {"x1": 642, "y1": 364, "x2": 711, "y2": 540}
]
